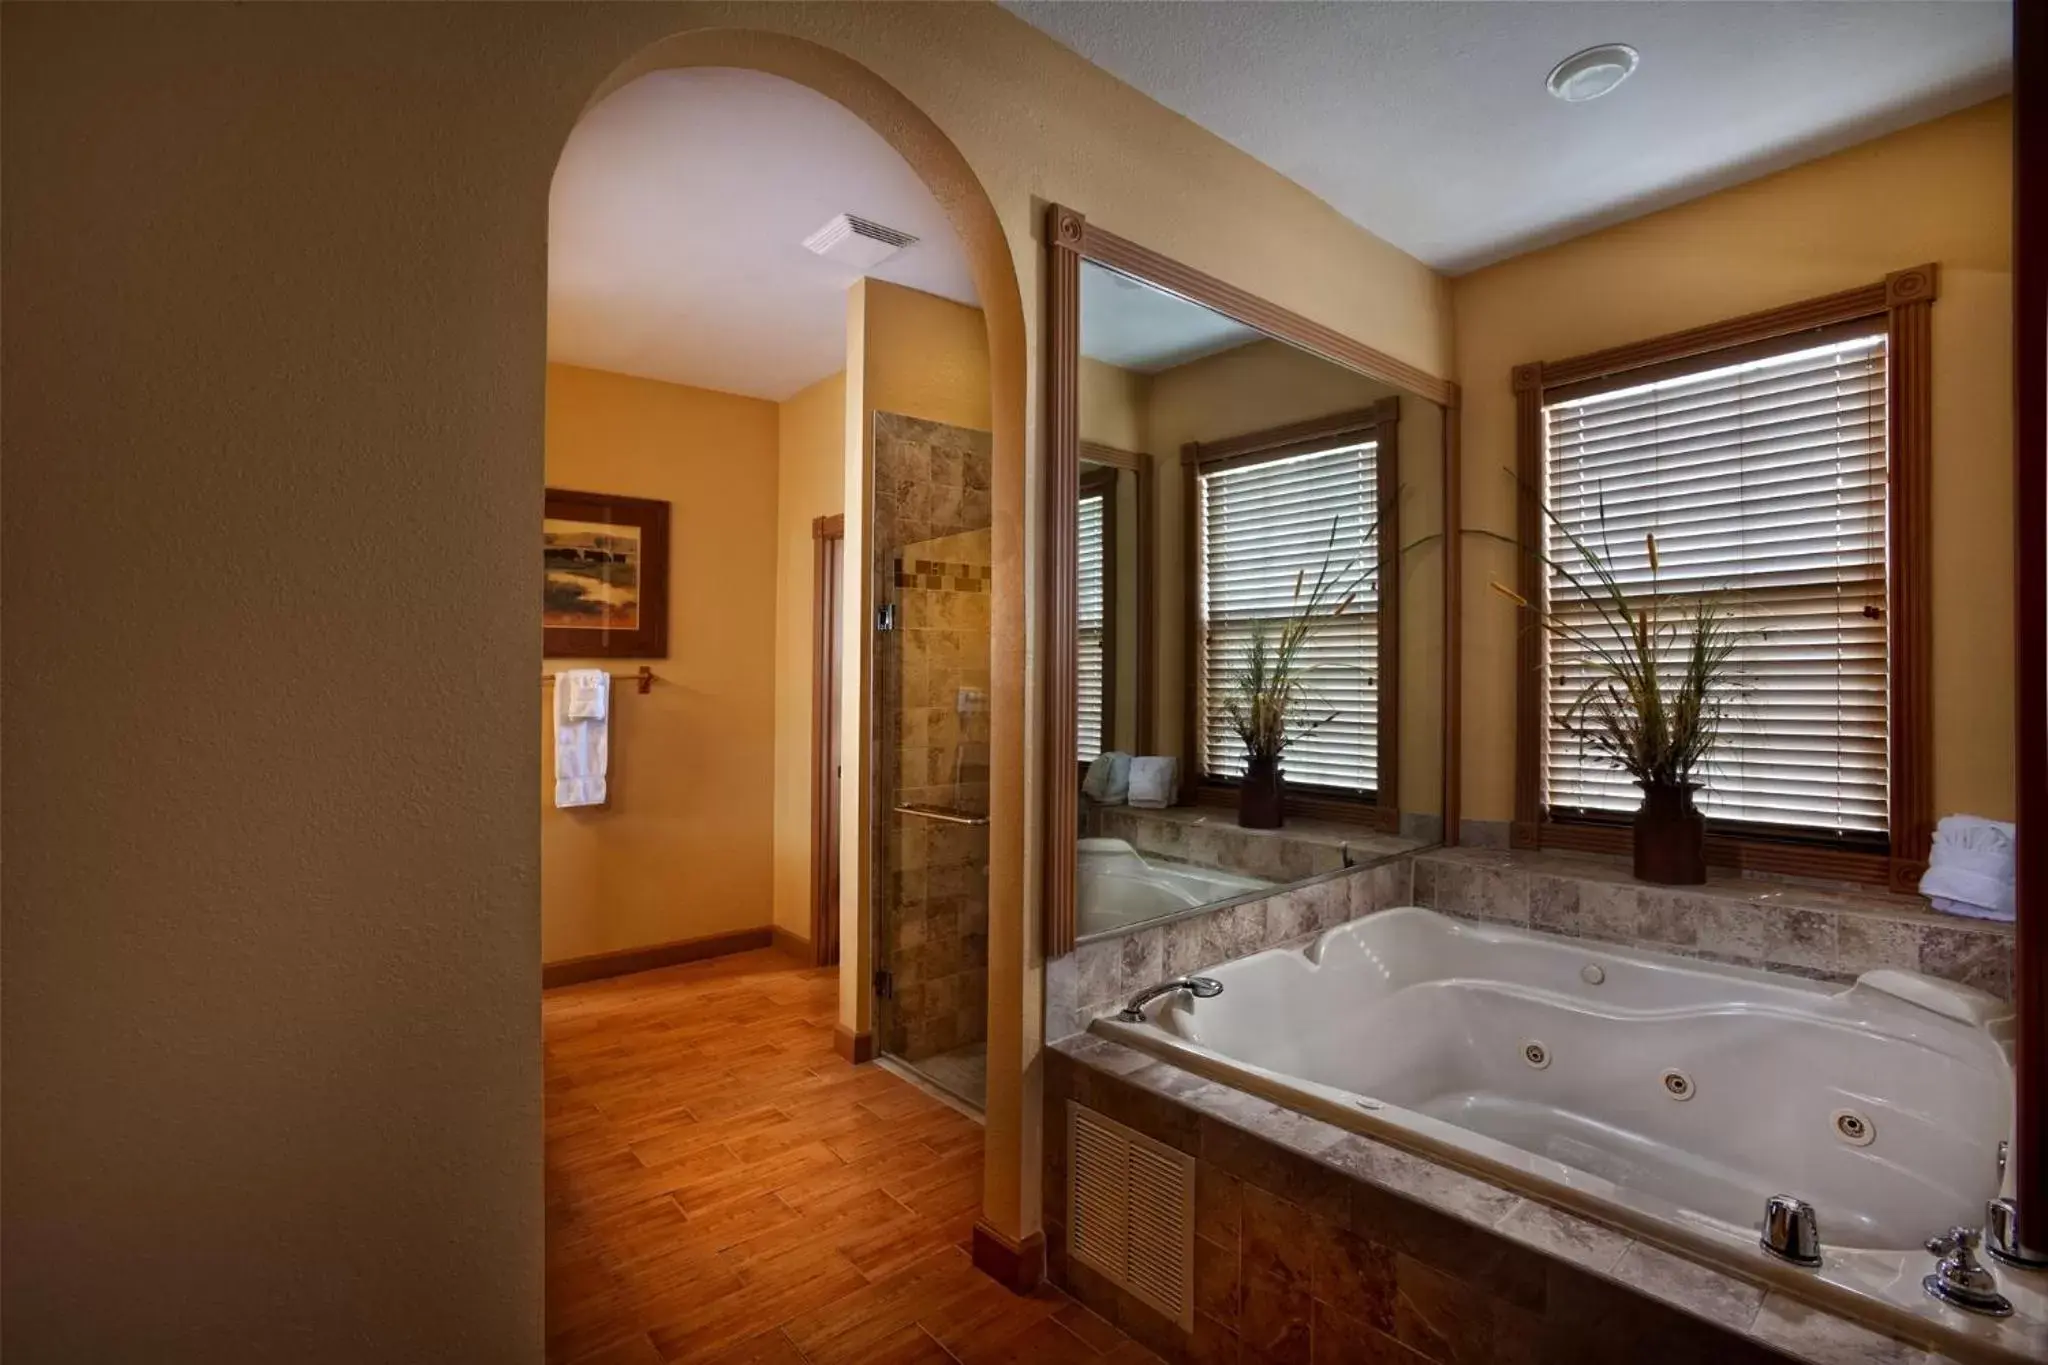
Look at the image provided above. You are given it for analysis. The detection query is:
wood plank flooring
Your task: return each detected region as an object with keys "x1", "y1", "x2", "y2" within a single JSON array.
[{"x1": 545, "y1": 947, "x2": 1155, "y2": 1365}]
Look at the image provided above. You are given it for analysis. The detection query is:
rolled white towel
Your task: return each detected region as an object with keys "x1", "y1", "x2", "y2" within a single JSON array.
[
  {"x1": 1082, "y1": 752, "x2": 1130, "y2": 805},
  {"x1": 1919, "y1": 814, "x2": 2015, "y2": 921},
  {"x1": 1127, "y1": 756, "x2": 1178, "y2": 809}
]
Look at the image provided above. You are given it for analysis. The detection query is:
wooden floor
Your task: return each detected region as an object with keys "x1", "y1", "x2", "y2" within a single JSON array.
[{"x1": 545, "y1": 948, "x2": 1156, "y2": 1365}]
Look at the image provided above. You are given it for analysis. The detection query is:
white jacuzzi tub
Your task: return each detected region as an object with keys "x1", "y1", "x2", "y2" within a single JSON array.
[
  {"x1": 1093, "y1": 906, "x2": 2016, "y2": 1258},
  {"x1": 1077, "y1": 837, "x2": 1270, "y2": 938}
]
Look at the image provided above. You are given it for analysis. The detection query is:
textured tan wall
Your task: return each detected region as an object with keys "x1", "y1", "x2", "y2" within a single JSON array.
[
  {"x1": 542, "y1": 364, "x2": 780, "y2": 962},
  {"x1": 1452, "y1": 98, "x2": 2015, "y2": 825},
  {"x1": 0, "y1": 3, "x2": 1449, "y2": 1356},
  {"x1": 771, "y1": 371, "x2": 848, "y2": 942}
]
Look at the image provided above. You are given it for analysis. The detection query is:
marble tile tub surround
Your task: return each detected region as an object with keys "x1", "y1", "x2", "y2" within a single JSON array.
[
  {"x1": 1413, "y1": 846, "x2": 2017, "y2": 1001},
  {"x1": 1045, "y1": 1034, "x2": 2047, "y2": 1365},
  {"x1": 1091, "y1": 803, "x2": 1423, "y2": 884},
  {"x1": 1047, "y1": 859, "x2": 1413, "y2": 1041}
]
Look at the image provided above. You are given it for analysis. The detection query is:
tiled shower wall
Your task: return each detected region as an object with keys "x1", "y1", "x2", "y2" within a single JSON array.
[{"x1": 874, "y1": 412, "x2": 993, "y2": 1063}]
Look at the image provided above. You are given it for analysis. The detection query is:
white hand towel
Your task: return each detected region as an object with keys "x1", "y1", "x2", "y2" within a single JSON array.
[
  {"x1": 562, "y1": 669, "x2": 608, "y2": 721},
  {"x1": 1919, "y1": 814, "x2": 2015, "y2": 921},
  {"x1": 1127, "y1": 756, "x2": 1178, "y2": 809},
  {"x1": 1081, "y1": 752, "x2": 1130, "y2": 805},
  {"x1": 554, "y1": 669, "x2": 610, "y2": 808}
]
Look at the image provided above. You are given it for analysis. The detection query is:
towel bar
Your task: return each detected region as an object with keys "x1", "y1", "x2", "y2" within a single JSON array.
[
  {"x1": 540, "y1": 665, "x2": 655, "y2": 695},
  {"x1": 892, "y1": 803, "x2": 990, "y2": 826}
]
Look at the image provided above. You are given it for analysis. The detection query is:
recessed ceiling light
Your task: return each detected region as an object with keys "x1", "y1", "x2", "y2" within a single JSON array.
[{"x1": 1547, "y1": 44, "x2": 1640, "y2": 103}]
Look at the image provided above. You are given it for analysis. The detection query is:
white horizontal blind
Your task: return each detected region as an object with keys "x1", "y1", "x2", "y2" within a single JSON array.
[
  {"x1": 1077, "y1": 490, "x2": 1106, "y2": 762},
  {"x1": 1199, "y1": 443, "x2": 1378, "y2": 792},
  {"x1": 1543, "y1": 331, "x2": 1889, "y2": 837}
]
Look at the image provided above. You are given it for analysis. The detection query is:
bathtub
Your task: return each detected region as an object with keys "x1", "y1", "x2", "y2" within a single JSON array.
[
  {"x1": 1093, "y1": 906, "x2": 2017, "y2": 1262},
  {"x1": 1077, "y1": 837, "x2": 1270, "y2": 938}
]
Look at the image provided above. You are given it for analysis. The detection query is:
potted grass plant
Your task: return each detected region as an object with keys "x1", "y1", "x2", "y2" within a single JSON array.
[
  {"x1": 1220, "y1": 522, "x2": 1372, "y2": 830},
  {"x1": 1492, "y1": 505, "x2": 1742, "y2": 885}
]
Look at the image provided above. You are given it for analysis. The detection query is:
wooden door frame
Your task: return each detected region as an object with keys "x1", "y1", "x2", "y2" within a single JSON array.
[
  {"x1": 809, "y1": 513, "x2": 845, "y2": 967},
  {"x1": 2013, "y1": 0, "x2": 2045, "y2": 1241}
]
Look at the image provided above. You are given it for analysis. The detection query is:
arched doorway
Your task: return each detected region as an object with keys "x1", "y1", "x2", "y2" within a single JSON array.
[{"x1": 540, "y1": 28, "x2": 1042, "y2": 1355}]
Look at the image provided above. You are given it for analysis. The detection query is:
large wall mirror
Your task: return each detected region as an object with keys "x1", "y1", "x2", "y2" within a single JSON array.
[{"x1": 1044, "y1": 206, "x2": 1460, "y2": 955}]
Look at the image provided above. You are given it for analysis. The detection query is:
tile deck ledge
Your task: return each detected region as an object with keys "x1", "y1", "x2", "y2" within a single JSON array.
[{"x1": 1050, "y1": 1031, "x2": 2047, "y2": 1365}]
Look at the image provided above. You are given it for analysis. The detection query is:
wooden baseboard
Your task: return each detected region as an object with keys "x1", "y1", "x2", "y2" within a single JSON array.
[
  {"x1": 541, "y1": 927, "x2": 773, "y2": 990},
  {"x1": 833, "y1": 1025, "x2": 874, "y2": 1064},
  {"x1": 770, "y1": 927, "x2": 813, "y2": 962},
  {"x1": 971, "y1": 1221, "x2": 1046, "y2": 1294}
]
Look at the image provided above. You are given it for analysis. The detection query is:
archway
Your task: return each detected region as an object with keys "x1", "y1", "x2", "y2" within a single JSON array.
[{"x1": 551, "y1": 25, "x2": 1039, "y2": 1295}]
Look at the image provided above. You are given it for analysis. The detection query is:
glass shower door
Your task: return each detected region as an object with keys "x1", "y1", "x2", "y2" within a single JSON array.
[{"x1": 870, "y1": 412, "x2": 993, "y2": 1109}]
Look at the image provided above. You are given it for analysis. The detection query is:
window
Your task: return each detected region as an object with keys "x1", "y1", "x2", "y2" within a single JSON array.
[
  {"x1": 1541, "y1": 328, "x2": 1889, "y2": 842},
  {"x1": 1196, "y1": 441, "x2": 1379, "y2": 793},
  {"x1": 1077, "y1": 485, "x2": 1107, "y2": 762},
  {"x1": 1513, "y1": 265, "x2": 1937, "y2": 887}
]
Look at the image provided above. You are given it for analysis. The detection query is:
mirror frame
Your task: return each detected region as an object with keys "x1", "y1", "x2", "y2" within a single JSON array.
[{"x1": 1042, "y1": 203, "x2": 1464, "y2": 956}]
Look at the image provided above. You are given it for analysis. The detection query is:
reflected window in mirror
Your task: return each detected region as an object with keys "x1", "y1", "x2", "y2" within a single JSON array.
[
  {"x1": 1188, "y1": 403, "x2": 1398, "y2": 808},
  {"x1": 1076, "y1": 468, "x2": 1115, "y2": 762}
]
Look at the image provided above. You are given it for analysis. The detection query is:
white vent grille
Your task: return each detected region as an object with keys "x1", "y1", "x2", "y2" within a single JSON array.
[
  {"x1": 1067, "y1": 1102, "x2": 1194, "y2": 1329},
  {"x1": 801, "y1": 213, "x2": 919, "y2": 270}
]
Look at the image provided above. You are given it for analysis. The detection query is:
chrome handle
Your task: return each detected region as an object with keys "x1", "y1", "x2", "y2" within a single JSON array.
[
  {"x1": 1760, "y1": 1195, "x2": 1821, "y2": 1267},
  {"x1": 892, "y1": 804, "x2": 989, "y2": 826}
]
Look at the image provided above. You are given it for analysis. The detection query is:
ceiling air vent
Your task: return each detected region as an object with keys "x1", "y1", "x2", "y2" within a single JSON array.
[
  {"x1": 1067, "y1": 1101, "x2": 1195, "y2": 1330},
  {"x1": 801, "y1": 214, "x2": 918, "y2": 271}
]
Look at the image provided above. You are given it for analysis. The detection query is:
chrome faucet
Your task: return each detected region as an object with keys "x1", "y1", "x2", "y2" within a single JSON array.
[
  {"x1": 1923, "y1": 1226, "x2": 2013, "y2": 1317},
  {"x1": 1117, "y1": 976, "x2": 1222, "y2": 1022},
  {"x1": 1759, "y1": 1195, "x2": 1822, "y2": 1267},
  {"x1": 1985, "y1": 1197, "x2": 2048, "y2": 1271}
]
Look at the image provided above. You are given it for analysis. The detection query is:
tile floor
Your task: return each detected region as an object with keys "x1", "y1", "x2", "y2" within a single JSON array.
[{"x1": 545, "y1": 948, "x2": 1154, "y2": 1365}]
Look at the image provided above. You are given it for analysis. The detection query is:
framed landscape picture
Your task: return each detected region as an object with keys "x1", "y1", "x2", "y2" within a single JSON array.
[{"x1": 543, "y1": 488, "x2": 670, "y2": 659}]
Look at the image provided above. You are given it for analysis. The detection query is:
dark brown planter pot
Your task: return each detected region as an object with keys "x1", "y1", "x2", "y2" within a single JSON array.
[
  {"x1": 1634, "y1": 781, "x2": 1706, "y2": 885},
  {"x1": 1239, "y1": 756, "x2": 1284, "y2": 829}
]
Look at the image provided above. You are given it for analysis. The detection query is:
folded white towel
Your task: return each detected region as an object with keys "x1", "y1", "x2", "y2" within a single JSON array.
[
  {"x1": 1082, "y1": 751, "x2": 1130, "y2": 805},
  {"x1": 562, "y1": 669, "x2": 608, "y2": 721},
  {"x1": 1920, "y1": 814, "x2": 2015, "y2": 921},
  {"x1": 553, "y1": 669, "x2": 610, "y2": 808},
  {"x1": 1929, "y1": 897, "x2": 2013, "y2": 923},
  {"x1": 1127, "y1": 756, "x2": 1178, "y2": 809}
]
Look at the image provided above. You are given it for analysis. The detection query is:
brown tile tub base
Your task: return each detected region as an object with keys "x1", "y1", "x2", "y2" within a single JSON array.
[{"x1": 1043, "y1": 1035, "x2": 2006, "y2": 1365}]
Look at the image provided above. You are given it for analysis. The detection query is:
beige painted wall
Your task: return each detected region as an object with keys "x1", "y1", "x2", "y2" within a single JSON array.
[
  {"x1": 1, "y1": 5, "x2": 1451, "y2": 1355},
  {"x1": 1079, "y1": 356, "x2": 1152, "y2": 453},
  {"x1": 542, "y1": 364, "x2": 780, "y2": 962},
  {"x1": 1452, "y1": 97, "x2": 2016, "y2": 826},
  {"x1": 770, "y1": 371, "x2": 848, "y2": 943}
]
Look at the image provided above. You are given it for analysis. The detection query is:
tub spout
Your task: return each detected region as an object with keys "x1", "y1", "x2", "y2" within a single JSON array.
[
  {"x1": 1985, "y1": 1198, "x2": 2048, "y2": 1271},
  {"x1": 1759, "y1": 1195, "x2": 1822, "y2": 1267},
  {"x1": 1117, "y1": 977, "x2": 1222, "y2": 1022}
]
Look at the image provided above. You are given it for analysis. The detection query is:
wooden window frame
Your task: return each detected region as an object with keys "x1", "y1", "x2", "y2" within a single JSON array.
[
  {"x1": 1509, "y1": 266, "x2": 1939, "y2": 892},
  {"x1": 1076, "y1": 463, "x2": 1121, "y2": 770},
  {"x1": 1041, "y1": 203, "x2": 1462, "y2": 956},
  {"x1": 1181, "y1": 401, "x2": 1402, "y2": 827}
]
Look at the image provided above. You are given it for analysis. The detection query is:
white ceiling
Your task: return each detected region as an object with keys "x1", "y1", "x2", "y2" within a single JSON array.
[
  {"x1": 1081, "y1": 261, "x2": 1263, "y2": 371},
  {"x1": 548, "y1": 68, "x2": 977, "y2": 401},
  {"x1": 1007, "y1": 1, "x2": 2013, "y2": 273}
]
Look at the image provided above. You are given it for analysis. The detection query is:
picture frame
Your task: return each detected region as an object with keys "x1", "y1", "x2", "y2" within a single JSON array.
[{"x1": 543, "y1": 487, "x2": 670, "y2": 659}]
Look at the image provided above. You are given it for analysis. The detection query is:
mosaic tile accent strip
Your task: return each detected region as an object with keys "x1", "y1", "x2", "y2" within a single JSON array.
[{"x1": 1412, "y1": 848, "x2": 2017, "y2": 1002}]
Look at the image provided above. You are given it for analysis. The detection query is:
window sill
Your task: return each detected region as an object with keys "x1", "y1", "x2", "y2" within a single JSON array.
[{"x1": 1414, "y1": 845, "x2": 2014, "y2": 1002}]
